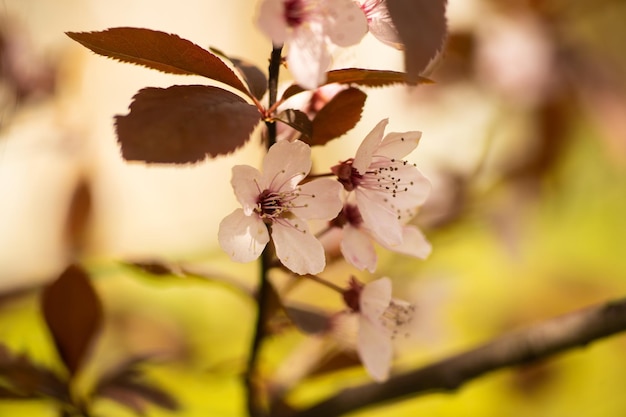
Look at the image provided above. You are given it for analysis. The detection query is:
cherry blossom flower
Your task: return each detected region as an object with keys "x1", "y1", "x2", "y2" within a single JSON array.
[
  {"x1": 343, "y1": 276, "x2": 415, "y2": 381},
  {"x1": 358, "y1": 0, "x2": 403, "y2": 49},
  {"x1": 330, "y1": 119, "x2": 431, "y2": 265},
  {"x1": 332, "y1": 203, "x2": 431, "y2": 272},
  {"x1": 218, "y1": 140, "x2": 342, "y2": 274},
  {"x1": 256, "y1": 0, "x2": 368, "y2": 89}
]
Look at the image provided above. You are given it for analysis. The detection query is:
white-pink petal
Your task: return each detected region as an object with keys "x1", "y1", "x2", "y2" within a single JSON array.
[
  {"x1": 291, "y1": 178, "x2": 343, "y2": 220},
  {"x1": 355, "y1": 188, "x2": 403, "y2": 246},
  {"x1": 377, "y1": 131, "x2": 422, "y2": 159},
  {"x1": 324, "y1": 0, "x2": 368, "y2": 47},
  {"x1": 218, "y1": 209, "x2": 269, "y2": 263},
  {"x1": 271, "y1": 217, "x2": 326, "y2": 275},
  {"x1": 231, "y1": 165, "x2": 263, "y2": 215},
  {"x1": 390, "y1": 165, "x2": 431, "y2": 210},
  {"x1": 287, "y1": 22, "x2": 330, "y2": 90},
  {"x1": 382, "y1": 225, "x2": 432, "y2": 259},
  {"x1": 352, "y1": 118, "x2": 389, "y2": 174},
  {"x1": 262, "y1": 140, "x2": 311, "y2": 191},
  {"x1": 357, "y1": 314, "x2": 392, "y2": 382},
  {"x1": 357, "y1": 277, "x2": 394, "y2": 381},
  {"x1": 360, "y1": 277, "x2": 393, "y2": 316},
  {"x1": 256, "y1": 0, "x2": 290, "y2": 45},
  {"x1": 340, "y1": 225, "x2": 377, "y2": 272}
]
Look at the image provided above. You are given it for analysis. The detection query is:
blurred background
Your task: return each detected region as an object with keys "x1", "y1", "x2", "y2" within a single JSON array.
[{"x1": 1, "y1": 0, "x2": 626, "y2": 416}]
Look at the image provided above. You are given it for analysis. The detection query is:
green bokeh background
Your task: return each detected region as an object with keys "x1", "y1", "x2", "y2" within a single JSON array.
[{"x1": 1, "y1": 0, "x2": 626, "y2": 416}]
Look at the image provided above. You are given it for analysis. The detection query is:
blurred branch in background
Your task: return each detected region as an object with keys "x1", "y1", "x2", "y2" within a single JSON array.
[
  {"x1": 0, "y1": 0, "x2": 626, "y2": 416},
  {"x1": 289, "y1": 296, "x2": 626, "y2": 417}
]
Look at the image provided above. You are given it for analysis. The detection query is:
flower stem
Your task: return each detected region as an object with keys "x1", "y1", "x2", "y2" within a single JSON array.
[
  {"x1": 303, "y1": 274, "x2": 345, "y2": 293},
  {"x1": 245, "y1": 44, "x2": 284, "y2": 417},
  {"x1": 266, "y1": 46, "x2": 284, "y2": 149}
]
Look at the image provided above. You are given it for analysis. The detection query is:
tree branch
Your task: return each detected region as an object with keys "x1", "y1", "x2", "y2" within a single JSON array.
[
  {"x1": 245, "y1": 45, "x2": 284, "y2": 417},
  {"x1": 288, "y1": 296, "x2": 626, "y2": 417}
]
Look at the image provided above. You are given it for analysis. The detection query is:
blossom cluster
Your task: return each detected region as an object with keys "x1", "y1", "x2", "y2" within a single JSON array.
[
  {"x1": 218, "y1": 119, "x2": 429, "y2": 380},
  {"x1": 257, "y1": 0, "x2": 403, "y2": 89},
  {"x1": 218, "y1": 119, "x2": 430, "y2": 275},
  {"x1": 216, "y1": 0, "x2": 433, "y2": 383}
]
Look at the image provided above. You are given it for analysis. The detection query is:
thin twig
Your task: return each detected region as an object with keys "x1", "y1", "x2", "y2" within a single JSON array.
[
  {"x1": 245, "y1": 249, "x2": 274, "y2": 417},
  {"x1": 287, "y1": 296, "x2": 626, "y2": 417},
  {"x1": 266, "y1": 46, "x2": 284, "y2": 148},
  {"x1": 244, "y1": 45, "x2": 284, "y2": 417}
]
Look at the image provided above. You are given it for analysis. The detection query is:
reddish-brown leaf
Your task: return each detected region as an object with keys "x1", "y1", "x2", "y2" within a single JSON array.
[
  {"x1": 0, "y1": 345, "x2": 70, "y2": 401},
  {"x1": 96, "y1": 357, "x2": 178, "y2": 414},
  {"x1": 41, "y1": 265, "x2": 103, "y2": 376},
  {"x1": 387, "y1": 0, "x2": 447, "y2": 80},
  {"x1": 274, "y1": 109, "x2": 313, "y2": 139},
  {"x1": 115, "y1": 85, "x2": 262, "y2": 164},
  {"x1": 66, "y1": 28, "x2": 250, "y2": 97},
  {"x1": 281, "y1": 68, "x2": 432, "y2": 101},
  {"x1": 230, "y1": 58, "x2": 267, "y2": 101},
  {"x1": 210, "y1": 47, "x2": 268, "y2": 100},
  {"x1": 308, "y1": 87, "x2": 367, "y2": 146}
]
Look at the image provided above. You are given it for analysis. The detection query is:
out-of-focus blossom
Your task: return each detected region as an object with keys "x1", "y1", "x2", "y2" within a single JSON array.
[
  {"x1": 218, "y1": 140, "x2": 342, "y2": 274},
  {"x1": 256, "y1": 0, "x2": 368, "y2": 89},
  {"x1": 331, "y1": 119, "x2": 431, "y2": 258},
  {"x1": 476, "y1": 15, "x2": 555, "y2": 105},
  {"x1": 343, "y1": 276, "x2": 415, "y2": 381},
  {"x1": 358, "y1": 0, "x2": 403, "y2": 49}
]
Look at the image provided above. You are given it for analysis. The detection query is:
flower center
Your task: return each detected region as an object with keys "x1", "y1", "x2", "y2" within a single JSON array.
[
  {"x1": 332, "y1": 204, "x2": 363, "y2": 228},
  {"x1": 343, "y1": 276, "x2": 364, "y2": 312},
  {"x1": 284, "y1": 0, "x2": 307, "y2": 27},
  {"x1": 332, "y1": 157, "x2": 416, "y2": 199},
  {"x1": 256, "y1": 189, "x2": 296, "y2": 221},
  {"x1": 331, "y1": 159, "x2": 361, "y2": 191},
  {"x1": 380, "y1": 300, "x2": 415, "y2": 338}
]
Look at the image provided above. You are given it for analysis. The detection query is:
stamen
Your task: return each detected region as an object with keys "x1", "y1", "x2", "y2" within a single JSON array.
[
  {"x1": 284, "y1": 0, "x2": 307, "y2": 27},
  {"x1": 379, "y1": 300, "x2": 415, "y2": 339}
]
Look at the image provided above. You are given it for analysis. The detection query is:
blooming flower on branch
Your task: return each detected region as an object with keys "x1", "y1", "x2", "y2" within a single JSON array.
[
  {"x1": 330, "y1": 119, "x2": 431, "y2": 268},
  {"x1": 357, "y1": 0, "x2": 403, "y2": 50},
  {"x1": 343, "y1": 276, "x2": 415, "y2": 381},
  {"x1": 218, "y1": 140, "x2": 342, "y2": 274},
  {"x1": 256, "y1": 0, "x2": 368, "y2": 89}
]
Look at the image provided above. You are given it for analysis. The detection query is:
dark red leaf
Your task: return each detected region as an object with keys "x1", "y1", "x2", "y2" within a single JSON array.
[
  {"x1": 99, "y1": 382, "x2": 179, "y2": 414},
  {"x1": 0, "y1": 346, "x2": 70, "y2": 402},
  {"x1": 115, "y1": 85, "x2": 262, "y2": 164},
  {"x1": 96, "y1": 357, "x2": 179, "y2": 413},
  {"x1": 41, "y1": 265, "x2": 103, "y2": 376},
  {"x1": 230, "y1": 58, "x2": 268, "y2": 101},
  {"x1": 66, "y1": 28, "x2": 250, "y2": 97},
  {"x1": 308, "y1": 87, "x2": 367, "y2": 146},
  {"x1": 99, "y1": 387, "x2": 148, "y2": 415},
  {"x1": 281, "y1": 69, "x2": 432, "y2": 101},
  {"x1": 274, "y1": 109, "x2": 313, "y2": 139},
  {"x1": 210, "y1": 47, "x2": 268, "y2": 100},
  {"x1": 387, "y1": 0, "x2": 448, "y2": 80}
]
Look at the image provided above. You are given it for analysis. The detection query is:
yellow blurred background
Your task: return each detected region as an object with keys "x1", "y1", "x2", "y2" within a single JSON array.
[{"x1": 1, "y1": 0, "x2": 626, "y2": 416}]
